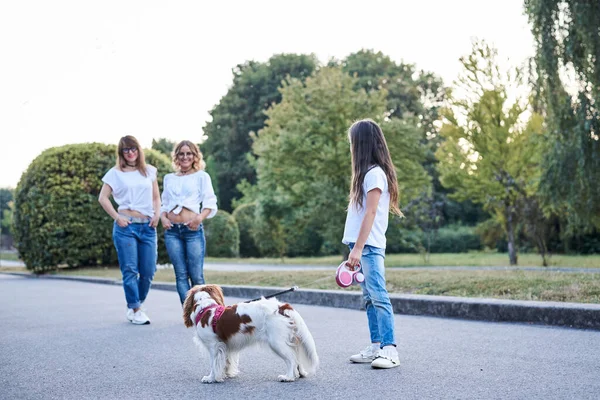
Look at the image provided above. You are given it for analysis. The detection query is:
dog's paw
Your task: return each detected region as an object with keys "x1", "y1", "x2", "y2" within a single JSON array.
[
  {"x1": 277, "y1": 374, "x2": 296, "y2": 382},
  {"x1": 202, "y1": 375, "x2": 224, "y2": 383},
  {"x1": 298, "y1": 367, "x2": 308, "y2": 378},
  {"x1": 225, "y1": 370, "x2": 239, "y2": 378}
]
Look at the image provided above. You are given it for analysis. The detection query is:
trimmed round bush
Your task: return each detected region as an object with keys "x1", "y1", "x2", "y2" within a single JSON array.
[
  {"x1": 232, "y1": 203, "x2": 260, "y2": 258},
  {"x1": 251, "y1": 216, "x2": 286, "y2": 258},
  {"x1": 204, "y1": 210, "x2": 239, "y2": 257},
  {"x1": 283, "y1": 219, "x2": 323, "y2": 257},
  {"x1": 427, "y1": 225, "x2": 482, "y2": 253},
  {"x1": 13, "y1": 143, "x2": 171, "y2": 272}
]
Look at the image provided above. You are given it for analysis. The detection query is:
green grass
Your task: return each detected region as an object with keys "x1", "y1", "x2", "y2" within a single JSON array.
[
  {"x1": 0, "y1": 251, "x2": 20, "y2": 262},
  {"x1": 205, "y1": 252, "x2": 600, "y2": 268},
  {"x1": 3, "y1": 265, "x2": 598, "y2": 304},
  {"x1": 3, "y1": 251, "x2": 600, "y2": 268}
]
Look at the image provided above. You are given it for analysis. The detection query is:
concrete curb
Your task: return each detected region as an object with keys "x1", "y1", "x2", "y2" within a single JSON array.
[{"x1": 4, "y1": 272, "x2": 600, "y2": 330}]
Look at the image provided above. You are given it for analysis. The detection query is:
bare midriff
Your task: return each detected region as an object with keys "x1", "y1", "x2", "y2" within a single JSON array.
[
  {"x1": 119, "y1": 209, "x2": 150, "y2": 219},
  {"x1": 166, "y1": 207, "x2": 198, "y2": 223}
]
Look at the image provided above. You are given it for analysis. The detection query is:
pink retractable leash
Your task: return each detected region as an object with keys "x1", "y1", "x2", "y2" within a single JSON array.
[{"x1": 335, "y1": 261, "x2": 365, "y2": 288}]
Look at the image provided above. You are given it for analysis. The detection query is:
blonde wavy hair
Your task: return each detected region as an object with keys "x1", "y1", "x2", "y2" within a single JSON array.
[{"x1": 172, "y1": 140, "x2": 206, "y2": 172}]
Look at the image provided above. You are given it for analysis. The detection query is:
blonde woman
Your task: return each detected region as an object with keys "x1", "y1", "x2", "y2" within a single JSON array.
[
  {"x1": 160, "y1": 140, "x2": 218, "y2": 304},
  {"x1": 98, "y1": 136, "x2": 160, "y2": 325}
]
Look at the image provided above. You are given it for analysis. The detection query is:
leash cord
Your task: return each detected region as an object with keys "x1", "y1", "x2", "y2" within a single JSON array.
[
  {"x1": 243, "y1": 273, "x2": 337, "y2": 303},
  {"x1": 243, "y1": 285, "x2": 299, "y2": 303}
]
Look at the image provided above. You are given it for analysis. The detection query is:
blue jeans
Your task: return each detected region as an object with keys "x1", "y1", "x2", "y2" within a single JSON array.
[
  {"x1": 349, "y1": 243, "x2": 396, "y2": 348},
  {"x1": 164, "y1": 224, "x2": 206, "y2": 304},
  {"x1": 113, "y1": 222, "x2": 157, "y2": 309}
]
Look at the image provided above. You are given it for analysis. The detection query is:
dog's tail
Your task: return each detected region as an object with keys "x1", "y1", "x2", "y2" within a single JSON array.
[{"x1": 283, "y1": 307, "x2": 319, "y2": 374}]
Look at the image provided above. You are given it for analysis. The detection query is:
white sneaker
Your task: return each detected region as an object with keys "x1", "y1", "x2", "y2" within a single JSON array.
[
  {"x1": 126, "y1": 309, "x2": 134, "y2": 322},
  {"x1": 350, "y1": 344, "x2": 380, "y2": 363},
  {"x1": 131, "y1": 310, "x2": 151, "y2": 325},
  {"x1": 371, "y1": 346, "x2": 400, "y2": 369}
]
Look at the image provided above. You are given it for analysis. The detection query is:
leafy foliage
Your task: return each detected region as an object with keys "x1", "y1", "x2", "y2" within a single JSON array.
[
  {"x1": 339, "y1": 50, "x2": 487, "y2": 240},
  {"x1": 202, "y1": 54, "x2": 318, "y2": 211},
  {"x1": 203, "y1": 210, "x2": 239, "y2": 258},
  {"x1": 13, "y1": 144, "x2": 171, "y2": 272},
  {"x1": 151, "y1": 138, "x2": 176, "y2": 158},
  {"x1": 247, "y1": 66, "x2": 430, "y2": 256},
  {"x1": 525, "y1": 0, "x2": 600, "y2": 230},
  {"x1": 0, "y1": 188, "x2": 14, "y2": 235},
  {"x1": 436, "y1": 41, "x2": 544, "y2": 265},
  {"x1": 426, "y1": 225, "x2": 482, "y2": 253},
  {"x1": 231, "y1": 202, "x2": 260, "y2": 258},
  {"x1": 339, "y1": 49, "x2": 446, "y2": 139}
]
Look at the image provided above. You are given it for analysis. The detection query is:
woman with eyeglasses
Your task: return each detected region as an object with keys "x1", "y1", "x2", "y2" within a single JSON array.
[
  {"x1": 98, "y1": 135, "x2": 160, "y2": 325},
  {"x1": 159, "y1": 140, "x2": 218, "y2": 304}
]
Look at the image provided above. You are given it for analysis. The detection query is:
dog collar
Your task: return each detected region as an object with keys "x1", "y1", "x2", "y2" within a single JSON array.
[{"x1": 195, "y1": 304, "x2": 225, "y2": 332}]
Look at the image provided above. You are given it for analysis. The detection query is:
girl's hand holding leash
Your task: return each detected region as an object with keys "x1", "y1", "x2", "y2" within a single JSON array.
[{"x1": 347, "y1": 246, "x2": 363, "y2": 270}]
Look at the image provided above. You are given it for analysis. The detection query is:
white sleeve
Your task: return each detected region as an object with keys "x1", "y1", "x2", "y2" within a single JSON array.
[
  {"x1": 160, "y1": 175, "x2": 170, "y2": 214},
  {"x1": 101, "y1": 168, "x2": 118, "y2": 191},
  {"x1": 364, "y1": 168, "x2": 386, "y2": 193},
  {"x1": 147, "y1": 165, "x2": 157, "y2": 182},
  {"x1": 200, "y1": 173, "x2": 218, "y2": 219}
]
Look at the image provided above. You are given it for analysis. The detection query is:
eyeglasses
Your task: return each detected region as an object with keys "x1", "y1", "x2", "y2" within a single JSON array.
[
  {"x1": 177, "y1": 152, "x2": 194, "y2": 159},
  {"x1": 122, "y1": 147, "x2": 138, "y2": 154}
]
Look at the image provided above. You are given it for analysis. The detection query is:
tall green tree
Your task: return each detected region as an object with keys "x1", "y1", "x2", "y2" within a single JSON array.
[
  {"x1": 151, "y1": 138, "x2": 176, "y2": 158},
  {"x1": 524, "y1": 0, "x2": 600, "y2": 230},
  {"x1": 202, "y1": 54, "x2": 318, "y2": 211},
  {"x1": 247, "y1": 67, "x2": 430, "y2": 256},
  {"x1": 340, "y1": 50, "x2": 485, "y2": 231},
  {"x1": 436, "y1": 41, "x2": 543, "y2": 265},
  {"x1": 340, "y1": 49, "x2": 446, "y2": 140}
]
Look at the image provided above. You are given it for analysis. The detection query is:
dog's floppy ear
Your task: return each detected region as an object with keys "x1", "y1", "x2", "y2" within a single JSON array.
[
  {"x1": 182, "y1": 286, "x2": 200, "y2": 328},
  {"x1": 201, "y1": 284, "x2": 225, "y2": 306}
]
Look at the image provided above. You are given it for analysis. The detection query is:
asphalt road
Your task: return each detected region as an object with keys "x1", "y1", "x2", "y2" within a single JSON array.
[{"x1": 1, "y1": 274, "x2": 599, "y2": 400}]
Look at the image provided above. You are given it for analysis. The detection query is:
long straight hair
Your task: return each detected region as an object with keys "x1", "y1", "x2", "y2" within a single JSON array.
[
  {"x1": 116, "y1": 135, "x2": 148, "y2": 177},
  {"x1": 348, "y1": 119, "x2": 402, "y2": 216}
]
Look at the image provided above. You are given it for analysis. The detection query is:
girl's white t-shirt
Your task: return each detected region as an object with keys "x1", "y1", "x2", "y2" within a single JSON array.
[
  {"x1": 342, "y1": 166, "x2": 390, "y2": 249},
  {"x1": 102, "y1": 166, "x2": 157, "y2": 218},
  {"x1": 160, "y1": 171, "x2": 218, "y2": 219}
]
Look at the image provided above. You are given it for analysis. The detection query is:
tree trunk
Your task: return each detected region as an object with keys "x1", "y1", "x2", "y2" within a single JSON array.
[{"x1": 506, "y1": 207, "x2": 518, "y2": 265}]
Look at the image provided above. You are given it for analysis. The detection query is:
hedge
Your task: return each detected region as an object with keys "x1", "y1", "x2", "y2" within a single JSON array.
[
  {"x1": 13, "y1": 143, "x2": 172, "y2": 272},
  {"x1": 426, "y1": 225, "x2": 482, "y2": 253}
]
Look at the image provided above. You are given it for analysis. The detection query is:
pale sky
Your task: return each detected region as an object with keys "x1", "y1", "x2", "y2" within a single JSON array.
[{"x1": 0, "y1": 0, "x2": 534, "y2": 189}]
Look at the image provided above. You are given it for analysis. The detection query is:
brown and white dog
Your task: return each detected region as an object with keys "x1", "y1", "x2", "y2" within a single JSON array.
[{"x1": 183, "y1": 284, "x2": 319, "y2": 383}]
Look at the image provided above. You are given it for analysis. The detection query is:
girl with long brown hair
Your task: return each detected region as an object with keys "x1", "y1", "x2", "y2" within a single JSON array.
[{"x1": 342, "y1": 119, "x2": 402, "y2": 369}]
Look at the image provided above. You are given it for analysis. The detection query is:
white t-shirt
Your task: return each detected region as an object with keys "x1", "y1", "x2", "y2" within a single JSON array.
[
  {"x1": 160, "y1": 171, "x2": 218, "y2": 219},
  {"x1": 102, "y1": 166, "x2": 157, "y2": 218},
  {"x1": 342, "y1": 166, "x2": 390, "y2": 249}
]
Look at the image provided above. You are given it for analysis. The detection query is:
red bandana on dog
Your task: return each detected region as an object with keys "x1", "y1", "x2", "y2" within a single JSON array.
[{"x1": 195, "y1": 304, "x2": 225, "y2": 332}]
